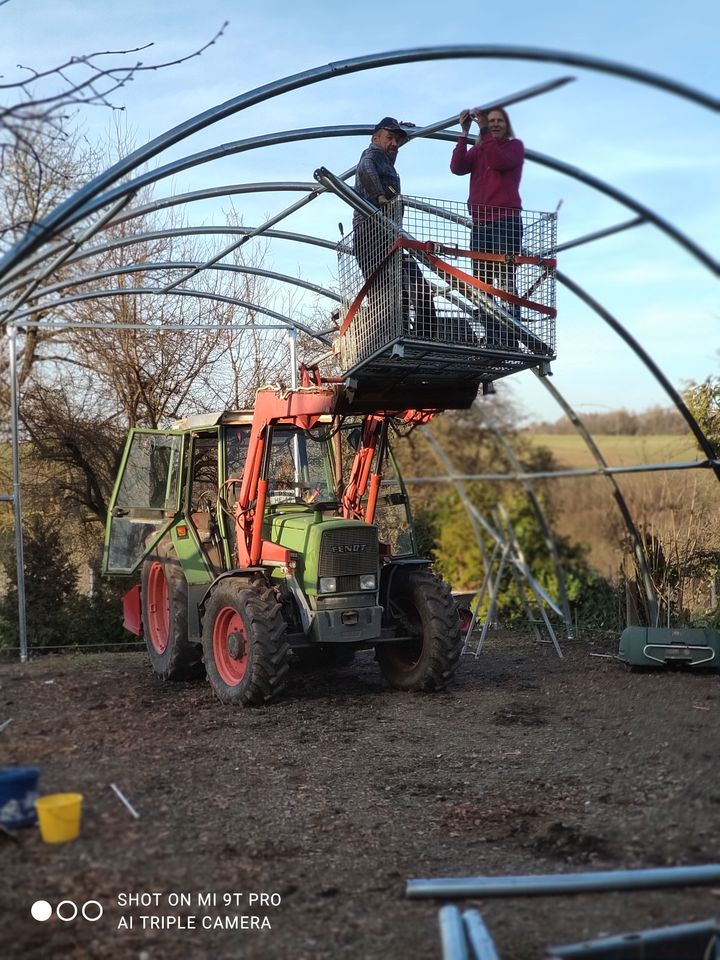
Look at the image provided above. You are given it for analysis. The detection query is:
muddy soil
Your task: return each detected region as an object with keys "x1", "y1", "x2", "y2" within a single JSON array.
[{"x1": 2, "y1": 632, "x2": 720, "y2": 959}]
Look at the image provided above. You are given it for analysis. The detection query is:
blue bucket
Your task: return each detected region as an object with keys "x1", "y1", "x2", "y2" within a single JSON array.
[{"x1": 0, "y1": 767, "x2": 40, "y2": 829}]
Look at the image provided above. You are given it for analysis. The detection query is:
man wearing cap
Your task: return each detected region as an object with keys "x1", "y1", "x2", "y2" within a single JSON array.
[
  {"x1": 352, "y1": 117, "x2": 437, "y2": 337},
  {"x1": 354, "y1": 117, "x2": 407, "y2": 222}
]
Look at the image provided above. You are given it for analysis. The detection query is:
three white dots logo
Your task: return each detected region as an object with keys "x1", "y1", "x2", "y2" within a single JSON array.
[{"x1": 31, "y1": 899, "x2": 103, "y2": 922}]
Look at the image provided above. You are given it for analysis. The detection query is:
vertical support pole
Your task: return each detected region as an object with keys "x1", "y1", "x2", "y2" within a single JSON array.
[
  {"x1": 7, "y1": 326, "x2": 28, "y2": 663},
  {"x1": 288, "y1": 328, "x2": 302, "y2": 492}
]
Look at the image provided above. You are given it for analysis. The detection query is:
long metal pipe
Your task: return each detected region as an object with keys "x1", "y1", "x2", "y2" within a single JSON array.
[
  {"x1": 25, "y1": 260, "x2": 341, "y2": 305},
  {"x1": 462, "y1": 910, "x2": 501, "y2": 960},
  {"x1": 0, "y1": 61, "x2": 580, "y2": 281},
  {"x1": 7, "y1": 288, "x2": 332, "y2": 345},
  {"x1": 548, "y1": 919, "x2": 720, "y2": 958},
  {"x1": 406, "y1": 864, "x2": 720, "y2": 899},
  {"x1": 6, "y1": 328, "x2": 28, "y2": 661},
  {"x1": 1, "y1": 77, "x2": 574, "y2": 290},
  {"x1": 556, "y1": 216, "x2": 645, "y2": 253},
  {"x1": 438, "y1": 906, "x2": 470, "y2": 960},
  {"x1": 0, "y1": 74, "x2": 568, "y2": 291},
  {"x1": 401, "y1": 458, "x2": 718, "y2": 482}
]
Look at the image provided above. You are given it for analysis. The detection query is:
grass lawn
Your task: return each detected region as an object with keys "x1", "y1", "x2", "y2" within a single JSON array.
[{"x1": 524, "y1": 433, "x2": 703, "y2": 469}]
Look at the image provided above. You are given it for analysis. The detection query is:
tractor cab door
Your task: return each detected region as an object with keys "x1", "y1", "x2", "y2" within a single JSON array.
[
  {"x1": 372, "y1": 447, "x2": 416, "y2": 557},
  {"x1": 103, "y1": 429, "x2": 185, "y2": 575}
]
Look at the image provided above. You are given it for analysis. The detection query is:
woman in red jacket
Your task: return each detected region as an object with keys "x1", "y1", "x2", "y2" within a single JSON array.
[{"x1": 450, "y1": 107, "x2": 524, "y2": 319}]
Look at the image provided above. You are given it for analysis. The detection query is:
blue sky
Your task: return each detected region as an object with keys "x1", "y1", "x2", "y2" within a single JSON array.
[{"x1": 2, "y1": 0, "x2": 718, "y2": 424}]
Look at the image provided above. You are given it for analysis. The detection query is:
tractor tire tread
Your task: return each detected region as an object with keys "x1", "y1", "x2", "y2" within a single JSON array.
[
  {"x1": 378, "y1": 568, "x2": 462, "y2": 692},
  {"x1": 141, "y1": 542, "x2": 204, "y2": 682},
  {"x1": 203, "y1": 579, "x2": 289, "y2": 707}
]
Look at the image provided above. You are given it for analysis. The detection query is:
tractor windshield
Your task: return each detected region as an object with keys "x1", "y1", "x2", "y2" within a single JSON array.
[{"x1": 267, "y1": 427, "x2": 336, "y2": 507}]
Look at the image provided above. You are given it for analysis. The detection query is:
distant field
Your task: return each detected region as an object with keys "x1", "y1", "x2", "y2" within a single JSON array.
[{"x1": 523, "y1": 434, "x2": 702, "y2": 469}]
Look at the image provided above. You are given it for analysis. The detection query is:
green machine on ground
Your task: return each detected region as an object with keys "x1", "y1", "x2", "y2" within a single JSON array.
[{"x1": 618, "y1": 626, "x2": 720, "y2": 668}]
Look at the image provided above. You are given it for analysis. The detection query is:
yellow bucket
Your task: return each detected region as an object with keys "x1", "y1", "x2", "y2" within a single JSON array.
[{"x1": 35, "y1": 793, "x2": 83, "y2": 844}]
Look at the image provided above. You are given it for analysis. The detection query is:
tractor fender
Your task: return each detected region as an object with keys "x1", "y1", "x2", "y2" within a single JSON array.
[
  {"x1": 379, "y1": 558, "x2": 431, "y2": 614},
  {"x1": 197, "y1": 567, "x2": 268, "y2": 621},
  {"x1": 122, "y1": 584, "x2": 143, "y2": 636}
]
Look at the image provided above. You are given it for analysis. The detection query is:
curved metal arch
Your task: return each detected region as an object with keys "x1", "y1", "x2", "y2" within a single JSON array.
[
  {"x1": 24, "y1": 190, "x2": 713, "y2": 488},
  {"x1": 26, "y1": 260, "x2": 342, "y2": 306},
  {"x1": 0, "y1": 186, "x2": 317, "y2": 292},
  {"x1": 71, "y1": 226, "x2": 339, "y2": 266},
  {"x1": 2, "y1": 76, "x2": 568, "y2": 288},
  {"x1": 1, "y1": 44, "x2": 713, "y2": 281},
  {"x1": 1, "y1": 75, "x2": 571, "y2": 288},
  {"x1": 26, "y1": 126, "x2": 717, "y2": 280},
  {"x1": 530, "y1": 368, "x2": 661, "y2": 625},
  {"x1": 556, "y1": 270, "x2": 720, "y2": 481},
  {"x1": 4, "y1": 106, "x2": 715, "y2": 297},
  {"x1": 429, "y1": 132, "x2": 718, "y2": 274},
  {"x1": 8, "y1": 287, "x2": 333, "y2": 344}
]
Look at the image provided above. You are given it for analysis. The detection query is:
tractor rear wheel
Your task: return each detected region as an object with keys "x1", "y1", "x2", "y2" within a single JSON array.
[
  {"x1": 377, "y1": 568, "x2": 462, "y2": 691},
  {"x1": 141, "y1": 543, "x2": 204, "y2": 680},
  {"x1": 202, "y1": 579, "x2": 289, "y2": 706}
]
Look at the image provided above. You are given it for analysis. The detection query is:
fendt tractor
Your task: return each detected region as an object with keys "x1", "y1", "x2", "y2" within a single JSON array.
[{"x1": 103, "y1": 176, "x2": 557, "y2": 705}]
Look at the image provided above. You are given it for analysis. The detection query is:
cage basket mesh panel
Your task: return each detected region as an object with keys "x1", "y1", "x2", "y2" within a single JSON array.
[{"x1": 335, "y1": 197, "x2": 557, "y2": 405}]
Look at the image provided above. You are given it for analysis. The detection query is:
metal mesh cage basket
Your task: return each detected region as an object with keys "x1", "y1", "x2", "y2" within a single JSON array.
[{"x1": 335, "y1": 196, "x2": 557, "y2": 408}]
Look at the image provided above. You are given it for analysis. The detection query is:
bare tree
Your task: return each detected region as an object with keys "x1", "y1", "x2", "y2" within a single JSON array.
[{"x1": 0, "y1": 2, "x2": 226, "y2": 187}]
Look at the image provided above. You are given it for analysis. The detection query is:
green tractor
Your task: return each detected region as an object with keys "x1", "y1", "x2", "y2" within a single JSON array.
[{"x1": 103, "y1": 380, "x2": 463, "y2": 705}]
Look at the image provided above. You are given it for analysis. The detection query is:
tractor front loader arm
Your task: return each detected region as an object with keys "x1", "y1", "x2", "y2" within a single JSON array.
[{"x1": 234, "y1": 383, "x2": 346, "y2": 567}]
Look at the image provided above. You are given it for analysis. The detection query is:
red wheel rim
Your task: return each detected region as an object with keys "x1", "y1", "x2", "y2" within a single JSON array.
[
  {"x1": 387, "y1": 636, "x2": 423, "y2": 672},
  {"x1": 213, "y1": 606, "x2": 248, "y2": 685},
  {"x1": 146, "y1": 561, "x2": 169, "y2": 653}
]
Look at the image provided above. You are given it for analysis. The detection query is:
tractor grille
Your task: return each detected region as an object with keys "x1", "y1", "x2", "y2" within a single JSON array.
[{"x1": 318, "y1": 526, "x2": 378, "y2": 578}]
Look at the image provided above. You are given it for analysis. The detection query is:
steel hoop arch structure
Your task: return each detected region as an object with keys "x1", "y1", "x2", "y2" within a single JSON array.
[
  {"x1": 0, "y1": 47, "x2": 714, "y2": 656},
  {"x1": 0, "y1": 43, "x2": 716, "y2": 284},
  {"x1": 2, "y1": 127, "x2": 714, "y2": 288}
]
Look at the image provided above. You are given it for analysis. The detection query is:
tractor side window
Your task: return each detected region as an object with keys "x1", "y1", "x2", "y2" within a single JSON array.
[
  {"x1": 190, "y1": 435, "x2": 219, "y2": 512},
  {"x1": 116, "y1": 433, "x2": 183, "y2": 513},
  {"x1": 225, "y1": 427, "x2": 249, "y2": 480},
  {"x1": 371, "y1": 448, "x2": 415, "y2": 557},
  {"x1": 105, "y1": 431, "x2": 183, "y2": 574}
]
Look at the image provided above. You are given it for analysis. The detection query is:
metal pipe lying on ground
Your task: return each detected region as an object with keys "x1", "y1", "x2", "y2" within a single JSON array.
[
  {"x1": 110, "y1": 783, "x2": 140, "y2": 819},
  {"x1": 547, "y1": 918, "x2": 720, "y2": 958},
  {"x1": 463, "y1": 910, "x2": 501, "y2": 960},
  {"x1": 407, "y1": 864, "x2": 720, "y2": 899},
  {"x1": 438, "y1": 905, "x2": 470, "y2": 960}
]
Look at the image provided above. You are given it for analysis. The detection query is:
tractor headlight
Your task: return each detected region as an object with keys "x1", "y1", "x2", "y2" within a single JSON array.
[
  {"x1": 359, "y1": 574, "x2": 376, "y2": 591},
  {"x1": 319, "y1": 577, "x2": 337, "y2": 593}
]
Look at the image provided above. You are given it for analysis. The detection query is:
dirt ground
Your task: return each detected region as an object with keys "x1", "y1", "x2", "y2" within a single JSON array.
[{"x1": 2, "y1": 631, "x2": 720, "y2": 960}]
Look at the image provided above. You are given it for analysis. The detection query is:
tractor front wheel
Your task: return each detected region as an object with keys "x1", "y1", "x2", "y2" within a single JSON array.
[
  {"x1": 202, "y1": 579, "x2": 289, "y2": 706},
  {"x1": 141, "y1": 543, "x2": 204, "y2": 681},
  {"x1": 377, "y1": 568, "x2": 462, "y2": 691}
]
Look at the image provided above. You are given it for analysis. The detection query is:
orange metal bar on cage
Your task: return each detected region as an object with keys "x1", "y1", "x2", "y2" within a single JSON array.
[
  {"x1": 338, "y1": 236, "x2": 555, "y2": 338},
  {"x1": 402, "y1": 237, "x2": 556, "y2": 270},
  {"x1": 405, "y1": 241, "x2": 557, "y2": 317}
]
